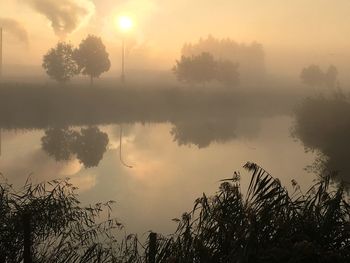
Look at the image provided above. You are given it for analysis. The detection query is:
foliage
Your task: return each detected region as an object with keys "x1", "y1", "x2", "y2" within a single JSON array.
[
  {"x1": 74, "y1": 35, "x2": 111, "y2": 85},
  {"x1": 42, "y1": 42, "x2": 79, "y2": 83},
  {"x1": 170, "y1": 120, "x2": 238, "y2": 148},
  {"x1": 155, "y1": 162, "x2": 350, "y2": 263},
  {"x1": 292, "y1": 92, "x2": 350, "y2": 183},
  {"x1": 72, "y1": 127, "x2": 109, "y2": 168},
  {"x1": 42, "y1": 128, "x2": 79, "y2": 161},
  {"x1": 1, "y1": 162, "x2": 349, "y2": 262},
  {"x1": 0, "y1": 177, "x2": 141, "y2": 263},
  {"x1": 215, "y1": 60, "x2": 240, "y2": 86},
  {"x1": 182, "y1": 35, "x2": 265, "y2": 81},
  {"x1": 300, "y1": 65, "x2": 338, "y2": 88},
  {"x1": 173, "y1": 52, "x2": 217, "y2": 85},
  {"x1": 41, "y1": 127, "x2": 109, "y2": 168},
  {"x1": 173, "y1": 52, "x2": 239, "y2": 86}
]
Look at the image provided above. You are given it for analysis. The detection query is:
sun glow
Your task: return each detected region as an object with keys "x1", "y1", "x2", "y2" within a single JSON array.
[{"x1": 117, "y1": 16, "x2": 133, "y2": 32}]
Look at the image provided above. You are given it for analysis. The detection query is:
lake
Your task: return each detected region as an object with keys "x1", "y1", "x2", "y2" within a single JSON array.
[{"x1": 0, "y1": 114, "x2": 317, "y2": 236}]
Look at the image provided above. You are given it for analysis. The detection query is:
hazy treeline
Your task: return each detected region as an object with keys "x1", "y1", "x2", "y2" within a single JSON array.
[{"x1": 181, "y1": 35, "x2": 265, "y2": 83}]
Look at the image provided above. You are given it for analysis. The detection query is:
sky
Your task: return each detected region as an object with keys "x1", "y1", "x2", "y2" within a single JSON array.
[{"x1": 1, "y1": 0, "x2": 350, "y2": 75}]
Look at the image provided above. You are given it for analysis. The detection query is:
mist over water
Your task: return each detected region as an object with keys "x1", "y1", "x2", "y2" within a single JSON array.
[{"x1": 1, "y1": 2, "x2": 350, "y2": 261}]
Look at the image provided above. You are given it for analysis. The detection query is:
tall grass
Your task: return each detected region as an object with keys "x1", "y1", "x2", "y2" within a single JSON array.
[
  {"x1": 1, "y1": 162, "x2": 349, "y2": 262},
  {"x1": 0, "y1": 177, "x2": 141, "y2": 263},
  {"x1": 155, "y1": 162, "x2": 350, "y2": 262}
]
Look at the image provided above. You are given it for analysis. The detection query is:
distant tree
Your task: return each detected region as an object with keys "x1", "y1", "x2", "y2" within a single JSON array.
[
  {"x1": 42, "y1": 42, "x2": 78, "y2": 83},
  {"x1": 300, "y1": 64, "x2": 338, "y2": 88},
  {"x1": 173, "y1": 52, "x2": 240, "y2": 86},
  {"x1": 182, "y1": 35, "x2": 265, "y2": 82},
  {"x1": 216, "y1": 60, "x2": 240, "y2": 86},
  {"x1": 300, "y1": 65, "x2": 324, "y2": 87},
  {"x1": 74, "y1": 35, "x2": 111, "y2": 85},
  {"x1": 324, "y1": 65, "x2": 338, "y2": 88},
  {"x1": 173, "y1": 52, "x2": 217, "y2": 85}
]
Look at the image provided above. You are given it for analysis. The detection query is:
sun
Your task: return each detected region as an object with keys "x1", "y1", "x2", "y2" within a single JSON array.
[{"x1": 117, "y1": 16, "x2": 133, "y2": 32}]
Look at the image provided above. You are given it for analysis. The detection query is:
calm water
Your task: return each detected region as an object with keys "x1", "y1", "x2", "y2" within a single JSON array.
[{"x1": 0, "y1": 116, "x2": 316, "y2": 235}]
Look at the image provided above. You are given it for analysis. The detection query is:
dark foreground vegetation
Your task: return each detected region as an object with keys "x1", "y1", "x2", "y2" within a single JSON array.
[
  {"x1": 1, "y1": 162, "x2": 349, "y2": 262},
  {"x1": 293, "y1": 91, "x2": 350, "y2": 183}
]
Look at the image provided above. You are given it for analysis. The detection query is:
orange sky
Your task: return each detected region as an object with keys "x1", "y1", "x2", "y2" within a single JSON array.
[{"x1": 1, "y1": 0, "x2": 350, "y2": 75}]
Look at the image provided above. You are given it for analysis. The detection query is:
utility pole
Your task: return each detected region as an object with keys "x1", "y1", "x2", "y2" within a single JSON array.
[{"x1": 0, "y1": 27, "x2": 3, "y2": 79}]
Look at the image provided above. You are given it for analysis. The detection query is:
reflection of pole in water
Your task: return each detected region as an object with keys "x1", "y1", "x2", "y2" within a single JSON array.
[{"x1": 119, "y1": 125, "x2": 133, "y2": 168}]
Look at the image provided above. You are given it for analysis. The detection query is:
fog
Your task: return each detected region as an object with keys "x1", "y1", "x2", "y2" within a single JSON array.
[
  {"x1": 1, "y1": 1, "x2": 350, "y2": 77},
  {"x1": 1, "y1": 1, "x2": 350, "y2": 261}
]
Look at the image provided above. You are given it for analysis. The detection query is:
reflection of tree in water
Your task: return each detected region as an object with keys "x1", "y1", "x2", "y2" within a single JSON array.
[
  {"x1": 171, "y1": 120, "x2": 238, "y2": 148},
  {"x1": 41, "y1": 127, "x2": 109, "y2": 168},
  {"x1": 293, "y1": 92, "x2": 350, "y2": 183},
  {"x1": 42, "y1": 128, "x2": 78, "y2": 161},
  {"x1": 73, "y1": 127, "x2": 109, "y2": 168}
]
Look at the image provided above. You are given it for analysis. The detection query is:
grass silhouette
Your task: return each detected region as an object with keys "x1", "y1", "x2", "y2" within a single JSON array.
[{"x1": 1, "y1": 162, "x2": 349, "y2": 262}]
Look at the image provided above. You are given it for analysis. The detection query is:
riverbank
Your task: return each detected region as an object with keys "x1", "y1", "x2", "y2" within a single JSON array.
[{"x1": 0, "y1": 83, "x2": 307, "y2": 129}]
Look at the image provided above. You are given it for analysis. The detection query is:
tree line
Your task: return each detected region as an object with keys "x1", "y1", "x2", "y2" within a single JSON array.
[
  {"x1": 173, "y1": 52, "x2": 239, "y2": 86},
  {"x1": 42, "y1": 35, "x2": 111, "y2": 85},
  {"x1": 300, "y1": 64, "x2": 338, "y2": 89}
]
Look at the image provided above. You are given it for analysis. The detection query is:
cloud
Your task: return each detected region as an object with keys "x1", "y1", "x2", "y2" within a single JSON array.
[
  {"x1": 0, "y1": 18, "x2": 29, "y2": 45},
  {"x1": 26, "y1": 0, "x2": 95, "y2": 38}
]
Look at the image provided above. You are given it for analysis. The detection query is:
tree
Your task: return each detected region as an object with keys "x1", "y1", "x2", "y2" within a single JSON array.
[
  {"x1": 216, "y1": 60, "x2": 240, "y2": 86},
  {"x1": 74, "y1": 35, "x2": 111, "y2": 85},
  {"x1": 42, "y1": 42, "x2": 78, "y2": 83},
  {"x1": 300, "y1": 65, "x2": 324, "y2": 87},
  {"x1": 173, "y1": 52, "x2": 217, "y2": 85},
  {"x1": 181, "y1": 36, "x2": 265, "y2": 82},
  {"x1": 300, "y1": 64, "x2": 338, "y2": 88},
  {"x1": 325, "y1": 65, "x2": 338, "y2": 88},
  {"x1": 173, "y1": 52, "x2": 240, "y2": 86}
]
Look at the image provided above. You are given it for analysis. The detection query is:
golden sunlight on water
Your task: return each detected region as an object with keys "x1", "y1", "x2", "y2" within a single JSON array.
[{"x1": 0, "y1": 116, "x2": 316, "y2": 235}]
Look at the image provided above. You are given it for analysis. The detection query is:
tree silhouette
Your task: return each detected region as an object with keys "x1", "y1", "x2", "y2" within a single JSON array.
[
  {"x1": 74, "y1": 35, "x2": 111, "y2": 85},
  {"x1": 41, "y1": 128, "x2": 78, "y2": 161},
  {"x1": 216, "y1": 60, "x2": 240, "y2": 86},
  {"x1": 173, "y1": 52, "x2": 217, "y2": 85},
  {"x1": 42, "y1": 42, "x2": 78, "y2": 83},
  {"x1": 170, "y1": 120, "x2": 238, "y2": 148},
  {"x1": 300, "y1": 65, "x2": 324, "y2": 87},
  {"x1": 300, "y1": 64, "x2": 338, "y2": 88},
  {"x1": 182, "y1": 36, "x2": 265, "y2": 82},
  {"x1": 173, "y1": 52, "x2": 239, "y2": 86},
  {"x1": 72, "y1": 127, "x2": 109, "y2": 168},
  {"x1": 325, "y1": 65, "x2": 338, "y2": 88},
  {"x1": 41, "y1": 127, "x2": 109, "y2": 168}
]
